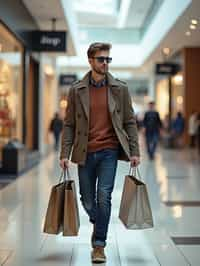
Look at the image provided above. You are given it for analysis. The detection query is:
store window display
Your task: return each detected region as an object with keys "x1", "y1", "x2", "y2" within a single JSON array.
[
  {"x1": 0, "y1": 23, "x2": 23, "y2": 158},
  {"x1": 171, "y1": 73, "x2": 184, "y2": 117}
]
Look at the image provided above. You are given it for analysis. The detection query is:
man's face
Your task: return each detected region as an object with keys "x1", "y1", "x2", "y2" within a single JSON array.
[
  {"x1": 88, "y1": 50, "x2": 110, "y2": 75},
  {"x1": 149, "y1": 103, "x2": 155, "y2": 110}
]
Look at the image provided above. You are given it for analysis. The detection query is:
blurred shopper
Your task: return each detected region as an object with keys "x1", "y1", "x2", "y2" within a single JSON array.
[
  {"x1": 49, "y1": 112, "x2": 63, "y2": 151},
  {"x1": 172, "y1": 112, "x2": 185, "y2": 148},
  {"x1": 163, "y1": 114, "x2": 170, "y2": 133},
  {"x1": 143, "y1": 101, "x2": 162, "y2": 160},
  {"x1": 188, "y1": 110, "x2": 198, "y2": 148},
  {"x1": 59, "y1": 42, "x2": 140, "y2": 263}
]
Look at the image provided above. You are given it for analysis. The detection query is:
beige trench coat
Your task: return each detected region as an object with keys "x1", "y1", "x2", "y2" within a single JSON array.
[{"x1": 60, "y1": 71, "x2": 140, "y2": 165}]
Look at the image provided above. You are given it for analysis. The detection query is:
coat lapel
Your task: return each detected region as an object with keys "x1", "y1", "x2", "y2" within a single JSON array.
[
  {"x1": 107, "y1": 73, "x2": 120, "y2": 116},
  {"x1": 76, "y1": 71, "x2": 120, "y2": 120},
  {"x1": 78, "y1": 87, "x2": 89, "y2": 120},
  {"x1": 108, "y1": 86, "x2": 116, "y2": 115},
  {"x1": 76, "y1": 72, "x2": 90, "y2": 120}
]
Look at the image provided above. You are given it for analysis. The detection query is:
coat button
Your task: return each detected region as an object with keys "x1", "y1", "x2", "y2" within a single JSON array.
[
  {"x1": 78, "y1": 131, "x2": 81, "y2": 135},
  {"x1": 83, "y1": 149, "x2": 86, "y2": 153},
  {"x1": 117, "y1": 109, "x2": 120, "y2": 113},
  {"x1": 78, "y1": 114, "x2": 81, "y2": 118}
]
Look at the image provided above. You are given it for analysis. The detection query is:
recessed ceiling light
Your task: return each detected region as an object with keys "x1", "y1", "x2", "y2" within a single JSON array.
[
  {"x1": 186, "y1": 31, "x2": 191, "y2": 36},
  {"x1": 162, "y1": 47, "x2": 170, "y2": 55},
  {"x1": 191, "y1": 19, "x2": 198, "y2": 25},
  {"x1": 190, "y1": 24, "x2": 196, "y2": 30}
]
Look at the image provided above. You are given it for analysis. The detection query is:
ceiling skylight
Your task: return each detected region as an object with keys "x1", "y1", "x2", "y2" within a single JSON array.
[{"x1": 74, "y1": 0, "x2": 118, "y2": 15}]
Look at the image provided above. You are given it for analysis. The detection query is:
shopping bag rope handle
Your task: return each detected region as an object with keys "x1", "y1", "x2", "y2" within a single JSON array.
[
  {"x1": 129, "y1": 166, "x2": 142, "y2": 180},
  {"x1": 59, "y1": 168, "x2": 71, "y2": 183}
]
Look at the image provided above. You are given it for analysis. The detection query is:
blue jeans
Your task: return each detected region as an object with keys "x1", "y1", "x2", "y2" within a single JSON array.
[
  {"x1": 53, "y1": 132, "x2": 60, "y2": 151},
  {"x1": 78, "y1": 148, "x2": 118, "y2": 247},
  {"x1": 145, "y1": 132, "x2": 159, "y2": 158}
]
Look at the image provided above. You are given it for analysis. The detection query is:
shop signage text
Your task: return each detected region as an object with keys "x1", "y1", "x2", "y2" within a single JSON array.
[
  {"x1": 59, "y1": 74, "x2": 78, "y2": 86},
  {"x1": 155, "y1": 63, "x2": 180, "y2": 75},
  {"x1": 30, "y1": 31, "x2": 67, "y2": 52}
]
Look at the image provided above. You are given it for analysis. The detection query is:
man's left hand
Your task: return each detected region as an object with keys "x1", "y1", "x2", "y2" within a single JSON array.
[{"x1": 130, "y1": 156, "x2": 140, "y2": 167}]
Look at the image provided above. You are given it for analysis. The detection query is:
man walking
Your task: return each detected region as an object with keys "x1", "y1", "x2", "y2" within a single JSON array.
[
  {"x1": 59, "y1": 42, "x2": 140, "y2": 263},
  {"x1": 143, "y1": 101, "x2": 162, "y2": 160},
  {"x1": 49, "y1": 112, "x2": 63, "y2": 151}
]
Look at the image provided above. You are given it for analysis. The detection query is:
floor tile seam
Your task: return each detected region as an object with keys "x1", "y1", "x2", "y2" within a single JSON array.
[
  {"x1": 1, "y1": 250, "x2": 14, "y2": 266},
  {"x1": 142, "y1": 234, "x2": 163, "y2": 266},
  {"x1": 175, "y1": 245, "x2": 192, "y2": 266},
  {"x1": 39, "y1": 235, "x2": 48, "y2": 251},
  {"x1": 150, "y1": 247, "x2": 162, "y2": 266},
  {"x1": 68, "y1": 244, "x2": 75, "y2": 266},
  {"x1": 165, "y1": 230, "x2": 192, "y2": 265},
  {"x1": 163, "y1": 201, "x2": 200, "y2": 205},
  {"x1": 171, "y1": 237, "x2": 200, "y2": 245},
  {"x1": 112, "y1": 223, "x2": 123, "y2": 266},
  {"x1": 113, "y1": 224, "x2": 161, "y2": 266},
  {"x1": 153, "y1": 248, "x2": 168, "y2": 266}
]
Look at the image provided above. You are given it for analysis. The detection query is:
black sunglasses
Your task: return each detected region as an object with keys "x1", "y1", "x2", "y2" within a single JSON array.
[{"x1": 92, "y1": 56, "x2": 112, "y2": 64}]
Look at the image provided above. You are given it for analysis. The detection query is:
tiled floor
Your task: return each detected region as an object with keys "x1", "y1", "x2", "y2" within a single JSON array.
[{"x1": 0, "y1": 139, "x2": 200, "y2": 265}]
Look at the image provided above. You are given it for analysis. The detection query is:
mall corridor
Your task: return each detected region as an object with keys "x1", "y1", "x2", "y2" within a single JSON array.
[
  {"x1": 0, "y1": 137, "x2": 200, "y2": 266},
  {"x1": 1, "y1": 0, "x2": 200, "y2": 265}
]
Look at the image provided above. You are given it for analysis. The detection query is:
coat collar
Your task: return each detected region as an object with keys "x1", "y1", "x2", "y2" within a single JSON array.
[
  {"x1": 75, "y1": 71, "x2": 120, "y2": 90},
  {"x1": 76, "y1": 71, "x2": 120, "y2": 120}
]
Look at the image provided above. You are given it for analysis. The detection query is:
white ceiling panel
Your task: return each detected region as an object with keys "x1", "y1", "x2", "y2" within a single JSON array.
[
  {"x1": 22, "y1": 0, "x2": 67, "y2": 29},
  {"x1": 74, "y1": 0, "x2": 118, "y2": 15},
  {"x1": 22, "y1": 0, "x2": 76, "y2": 55},
  {"x1": 76, "y1": 12, "x2": 117, "y2": 27},
  {"x1": 125, "y1": 0, "x2": 154, "y2": 28}
]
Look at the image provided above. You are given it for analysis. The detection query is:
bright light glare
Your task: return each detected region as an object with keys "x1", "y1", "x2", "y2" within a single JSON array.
[
  {"x1": 190, "y1": 24, "x2": 196, "y2": 30},
  {"x1": 173, "y1": 74, "x2": 183, "y2": 85},
  {"x1": 172, "y1": 206, "x2": 182, "y2": 218},
  {"x1": 177, "y1": 96, "x2": 183, "y2": 105},
  {"x1": 60, "y1": 100, "x2": 68, "y2": 108},
  {"x1": 191, "y1": 19, "x2": 198, "y2": 25}
]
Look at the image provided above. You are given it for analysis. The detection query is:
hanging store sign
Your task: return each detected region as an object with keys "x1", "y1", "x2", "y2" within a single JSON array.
[
  {"x1": 30, "y1": 31, "x2": 67, "y2": 52},
  {"x1": 135, "y1": 87, "x2": 148, "y2": 95},
  {"x1": 155, "y1": 63, "x2": 180, "y2": 75},
  {"x1": 59, "y1": 74, "x2": 78, "y2": 86}
]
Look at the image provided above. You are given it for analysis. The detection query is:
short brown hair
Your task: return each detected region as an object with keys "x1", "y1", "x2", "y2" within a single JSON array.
[{"x1": 87, "y1": 42, "x2": 112, "y2": 58}]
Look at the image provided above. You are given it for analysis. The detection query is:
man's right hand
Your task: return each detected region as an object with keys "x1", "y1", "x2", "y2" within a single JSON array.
[{"x1": 59, "y1": 158, "x2": 70, "y2": 169}]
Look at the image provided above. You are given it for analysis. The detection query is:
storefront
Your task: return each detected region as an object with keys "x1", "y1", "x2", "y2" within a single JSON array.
[
  {"x1": 171, "y1": 73, "x2": 184, "y2": 118},
  {"x1": 155, "y1": 78, "x2": 169, "y2": 120},
  {"x1": 156, "y1": 72, "x2": 184, "y2": 121},
  {"x1": 0, "y1": 22, "x2": 23, "y2": 159},
  {"x1": 155, "y1": 47, "x2": 200, "y2": 145},
  {"x1": 0, "y1": 1, "x2": 68, "y2": 174},
  {"x1": 42, "y1": 63, "x2": 58, "y2": 153}
]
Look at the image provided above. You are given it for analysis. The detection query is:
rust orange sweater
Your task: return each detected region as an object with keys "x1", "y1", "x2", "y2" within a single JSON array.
[{"x1": 88, "y1": 85, "x2": 119, "y2": 152}]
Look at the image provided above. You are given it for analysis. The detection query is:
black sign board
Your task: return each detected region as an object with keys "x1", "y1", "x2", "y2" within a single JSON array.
[
  {"x1": 135, "y1": 87, "x2": 148, "y2": 95},
  {"x1": 30, "y1": 31, "x2": 67, "y2": 52},
  {"x1": 59, "y1": 74, "x2": 77, "y2": 86},
  {"x1": 155, "y1": 63, "x2": 180, "y2": 75}
]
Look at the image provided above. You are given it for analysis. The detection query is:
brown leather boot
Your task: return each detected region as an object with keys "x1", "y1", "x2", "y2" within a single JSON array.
[{"x1": 91, "y1": 246, "x2": 106, "y2": 263}]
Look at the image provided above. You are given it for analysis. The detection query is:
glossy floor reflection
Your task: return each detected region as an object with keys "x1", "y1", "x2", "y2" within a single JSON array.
[{"x1": 0, "y1": 141, "x2": 200, "y2": 265}]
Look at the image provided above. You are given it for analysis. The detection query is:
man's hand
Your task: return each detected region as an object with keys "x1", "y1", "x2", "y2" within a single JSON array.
[
  {"x1": 141, "y1": 127, "x2": 146, "y2": 134},
  {"x1": 59, "y1": 158, "x2": 70, "y2": 169},
  {"x1": 130, "y1": 156, "x2": 140, "y2": 167}
]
